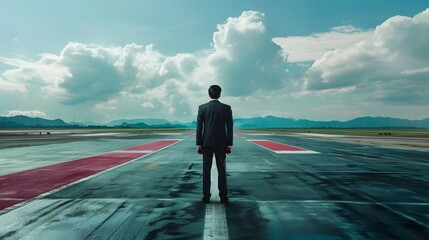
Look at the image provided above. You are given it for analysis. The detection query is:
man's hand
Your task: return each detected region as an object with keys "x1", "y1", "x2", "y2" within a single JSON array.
[
  {"x1": 197, "y1": 146, "x2": 203, "y2": 155},
  {"x1": 226, "y1": 146, "x2": 232, "y2": 154}
]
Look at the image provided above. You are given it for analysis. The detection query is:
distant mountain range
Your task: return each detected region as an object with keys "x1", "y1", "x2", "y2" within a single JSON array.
[
  {"x1": 233, "y1": 115, "x2": 429, "y2": 129},
  {"x1": 1, "y1": 115, "x2": 428, "y2": 129},
  {"x1": 0, "y1": 115, "x2": 69, "y2": 128}
]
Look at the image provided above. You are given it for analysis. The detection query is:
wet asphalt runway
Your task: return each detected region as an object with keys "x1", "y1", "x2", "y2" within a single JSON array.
[{"x1": 0, "y1": 132, "x2": 428, "y2": 239}]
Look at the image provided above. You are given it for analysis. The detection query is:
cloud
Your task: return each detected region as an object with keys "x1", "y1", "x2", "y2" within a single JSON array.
[
  {"x1": 141, "y1": 102, "x2": 155, "y2": 108},
  {"x1": 302, "y1": 8, "x2": 429, "y2": 105},
  {"x1": 4, "y1": 110, "x2": 46, "y2": 118},
  {"x1": 0, "y1": 10, "x2": 289, "y2": 121},
  {"x1": 58, "y1": 43, "x2": 134, "y2": 104},
  {"x1": 168, "y1": 94, "x2": 192, "y2": 117},
  {"x1": 164, "y1": 80, "x2": 193, "y2": 118},
  {"x1": 273, "y1": 25, "x2": 373, "y2": 62},
  {"x1": 0, "y1": 77, "x2": 26, "y2": 93},
  {"x1": 95, "y1": 99, "x2": 118, "y2": 110},
  {"x1": 207, "y1": 11, "x2": 288, "y2": 96},
  {"x1": 1, "y1": 54, "x2": 69, "y2": 86},
  {"x1": 1, "y1": 43, "x2": 169, "y2": 105},
  {"x1": 55, "y1": 42, "x2": 200, "y2": 113}
]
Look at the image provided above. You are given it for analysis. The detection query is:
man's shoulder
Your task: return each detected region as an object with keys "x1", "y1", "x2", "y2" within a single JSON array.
[
  {"x1": 198, "y1": 102, "x2": 210, "y2": 109},
  {"x1": 222, "y1": 102, "x2": 231, "y2": 107},
  {"x1": 220, "y1": 102, "x2": 231, "y2": 109},
  {"x1": 215, "y1": 101, "x2": 231, "y2": 110},
  {"x1": 199, "y1": 100, "x2": 231, "y2": 109}
]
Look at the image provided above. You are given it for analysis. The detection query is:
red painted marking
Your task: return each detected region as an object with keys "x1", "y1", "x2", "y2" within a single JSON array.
[
  {"x1": 250, "y1": 140, "x2": 304, "y2": 151},
  {"x1": 0, "y1": 152, "x2": 145, "y2": 210},
  {"x1": 185, "y1": 132, "x2": 196, "y2": 136},
  {"x1": 0, "y1": 140, "x2": 180, "y2": 210},
  {"x1": 124, "y1": 139, "x2": 179, "y2": 151}
]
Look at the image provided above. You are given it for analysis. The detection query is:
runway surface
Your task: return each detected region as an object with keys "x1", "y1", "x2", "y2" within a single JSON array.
[{"x1": 0, "y1": 131, "x2": 428, "y2": 239}]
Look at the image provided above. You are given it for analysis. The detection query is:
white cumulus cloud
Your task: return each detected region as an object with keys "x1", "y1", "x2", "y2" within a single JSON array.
[
  {"x1": 0, "y1": 77, "x2": 26, "y2": 93},
  {"x1": 4, "y1": 110, "x2": 47, "y2": 118},
  {"x1": 0, "y1": 10, "x2": 290, "y2": 121},
  {"x1": 57, "y1": 42, "x2": 134, "y2": 104},
  {"x1": 303, "y1": 8, "x2": 429, "y2": 105},
  {"x1": 141, "y1": 102, "x2": 155, "y2": 108},
  {"x1": 207, "y1": 11, "x2": 288, "y2": 96},
  {"x1": 273, "y1": 25, "x2": 373, "y2": 62},
  {"x1": 1, "y1": 54, "x2": 70, "y2": 85}
]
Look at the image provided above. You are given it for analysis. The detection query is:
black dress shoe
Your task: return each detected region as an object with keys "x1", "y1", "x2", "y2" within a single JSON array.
[
  {"x1": 202, "y1": 197, "x2": 210, "y2": 203},
  {"x1": 220, "y1": 197, "x2": 229, "y2": 204}
]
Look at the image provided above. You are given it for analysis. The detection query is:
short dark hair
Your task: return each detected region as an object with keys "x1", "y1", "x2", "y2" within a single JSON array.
[{"x1": 208, "y1": 85, "x2": 222, "y2": 99}]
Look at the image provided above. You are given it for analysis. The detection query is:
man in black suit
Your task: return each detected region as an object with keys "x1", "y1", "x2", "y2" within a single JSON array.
[{"x1": 196, "y1": 85, "x2": 233, "y2": 204}]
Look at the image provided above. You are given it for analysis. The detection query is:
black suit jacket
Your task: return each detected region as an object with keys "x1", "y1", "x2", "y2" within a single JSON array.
[{"x1": 196, "y1": 100, "x2": 233, "y2": 148}]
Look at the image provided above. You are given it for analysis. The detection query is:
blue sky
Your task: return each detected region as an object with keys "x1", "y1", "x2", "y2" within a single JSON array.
[{"x1": 1, "y1": 0, "x2": 428, "y2": 122}]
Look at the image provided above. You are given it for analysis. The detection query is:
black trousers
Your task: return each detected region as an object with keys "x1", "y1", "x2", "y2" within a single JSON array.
[{"x1": 202, "y1": 146, "x2": 228, "y2": 199}]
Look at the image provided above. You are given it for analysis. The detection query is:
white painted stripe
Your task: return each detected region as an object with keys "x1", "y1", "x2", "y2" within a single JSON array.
[
  {"x1": 154, "y1": 133, "x2": 183, "y2": 135},
  {"x1": 24, "y1": 197, "x2": 429, "y2": 206},
  {"x1": 203, "y1": 156, "x2": 229, "y2": 240},
  {"x1": 204, "y1": 204, "x2": 229, "y2": 240},
  {"x1": 160, "y1": 139, "x2": 187, "y2": 141},
  {"x1": 293, "y1": 133, "x2": 346, "y2": 138},
  {"x1": 375, "y1": 202, "x2": 429, "y2": 229},
  {"x1": 72, "y1": 133, "x2": 128, "y2": 137},
  {"x1": 263, "y1": 158, "x2": 273, "y2": 165},
  {"x1": 248, "y1": 133, "x2": 275, "y2": 136},
  {"x1": 111, "y1": 150, "x2": 153, "y2": 153},
  {"x1": 227, "y1": 199, "x2": 429, "y2": 206},
  {"x1": 210, "y1": 156, "x2": 220, "y2": 202},
  {"x1": 274, "y1": 150, "x2": 319, "y2": 154}
]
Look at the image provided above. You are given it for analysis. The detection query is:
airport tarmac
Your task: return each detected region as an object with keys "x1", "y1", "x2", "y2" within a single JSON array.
[{"x1": 0, "y1": 130, "x2": 428, "y2": 239}]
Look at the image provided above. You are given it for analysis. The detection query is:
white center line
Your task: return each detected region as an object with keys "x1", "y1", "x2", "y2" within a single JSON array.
[
  {"x1": 203, "y1": 156, "x2": 229, "y2": 240},
  {"x1": 210, "y1": 156, "x2": 220, "y2": 202}
]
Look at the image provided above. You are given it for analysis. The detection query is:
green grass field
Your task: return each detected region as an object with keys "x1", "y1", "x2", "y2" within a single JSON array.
[
  {"x1": 246, "y1": 128, "x2": 429, "y2": 137},
  {"x1": 2, "y1": 127, "x2": 428, "y2": 138},
  {"x1": 96, "y1": 127, "x2": 429, "y2": 137}
]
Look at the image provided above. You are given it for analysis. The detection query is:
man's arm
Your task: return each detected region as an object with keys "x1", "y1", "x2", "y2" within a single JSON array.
[
  {"x1": 196, "y1": 106, "x2": 204, "y2": 146},
  {"x1": 226, "y1": 106, "x2": 233, "y2": 146}
]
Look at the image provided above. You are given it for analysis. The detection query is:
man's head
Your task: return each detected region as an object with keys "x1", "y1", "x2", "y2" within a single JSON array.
[{"x1": 208, "y1": 85, "x2": 222, "y2": 99}]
